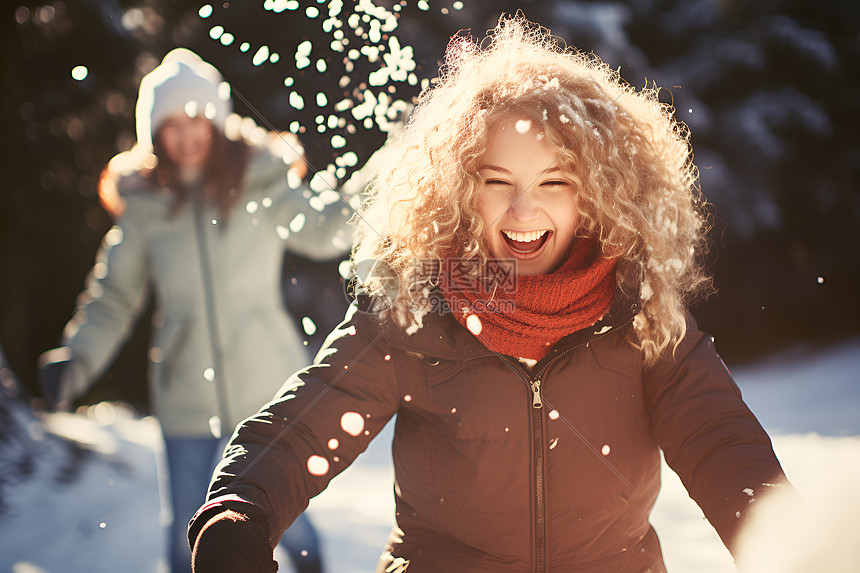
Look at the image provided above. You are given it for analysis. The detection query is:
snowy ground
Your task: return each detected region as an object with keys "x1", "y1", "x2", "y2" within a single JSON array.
[{"x1": 2, "y1": 339, "x2": 859, "y2": 573}]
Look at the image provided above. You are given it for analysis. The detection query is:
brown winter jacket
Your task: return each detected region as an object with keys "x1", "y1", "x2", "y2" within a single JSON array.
[{"x1": 190, "y1": 288, "x2": 788, "y2": 572}]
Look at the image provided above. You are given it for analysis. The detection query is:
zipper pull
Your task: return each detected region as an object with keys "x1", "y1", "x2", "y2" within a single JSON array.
[{"x1": 531, "y1": 379, "x2": 543, "y2": 409}]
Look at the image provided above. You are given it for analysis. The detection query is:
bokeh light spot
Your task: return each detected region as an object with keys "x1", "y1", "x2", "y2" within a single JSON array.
[
  {"x1": 466, "y1": 314, "x2": 483, "y2": 336},
  {"x1": 307, "y1": 455, "x2": 329, "y2": 476},
  {"x1": 302, "y1": 316, "x2": 317, "y2": 335},
  {"x1": 340, "y1": 412, "x2": 365, "y2": 436}
]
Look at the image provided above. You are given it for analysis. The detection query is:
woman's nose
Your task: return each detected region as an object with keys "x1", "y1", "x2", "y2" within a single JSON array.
[{"x1": 507, "y1": 186, "x2": 540, "y2": 221}]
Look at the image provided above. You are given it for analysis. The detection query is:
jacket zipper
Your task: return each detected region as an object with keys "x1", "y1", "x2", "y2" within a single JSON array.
[
  {"x1": 530, "y1": 376, "x2": 546, "y2": 573},
  {"x1": 192, "y1": 196, "x2": 233, "y2": 434},
  {"x1": 530, "y1": 379, "x2": 542, "y2": 408},
  {"x1": 527, "y1": 363, "x2": 558, "y2": 573},
  {"x1": 519, "y1": 315, "x2": 635, "y2": 572}
]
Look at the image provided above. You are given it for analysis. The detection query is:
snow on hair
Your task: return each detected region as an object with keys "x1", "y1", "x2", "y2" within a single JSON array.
[{"x1": 351, "y1": 14, "x2": 711, "y2": 365}]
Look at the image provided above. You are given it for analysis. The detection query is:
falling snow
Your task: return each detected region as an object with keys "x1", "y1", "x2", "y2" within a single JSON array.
[
  {"x1": 200, "y1": 0, "x2": 428, "y2": 186},
  {"x1": 307, "y1": 455, "x2": 330, "y2": 476},
  {"x1": 208, "y1": 416, "x2": 221, "y2": 439},
  {"x1": 340, "y1": 411, "x2": 365, "y2": 436},
  {"x1": 465, "y1": 314, "x2": 482, "y2": 336},
  {"x1": 514, "y1": 119, "x2": 532, "y2": 134},
  {"x1": 302, "y1": 316, "x2": 317, "y2": 336},
  {"x1": 289, "y1": 212, "x2": 307, "y2": 233}
]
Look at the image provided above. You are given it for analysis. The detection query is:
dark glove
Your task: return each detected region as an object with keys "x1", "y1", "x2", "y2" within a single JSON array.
[
  {"x1": 192, "y1": 509, "x2": 278, "y2": 573},
  {"x1": 37, "y1": 347, "x2": 74, "y2": 412}
]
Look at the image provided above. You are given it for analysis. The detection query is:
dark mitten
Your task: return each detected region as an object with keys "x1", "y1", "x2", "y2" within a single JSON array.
[
  {"x1": 192, "y1": 509, "x2": 278, "y2": 573},
  {"x1": 37, "y1": 348, "x2": 73, "y2": 411}
]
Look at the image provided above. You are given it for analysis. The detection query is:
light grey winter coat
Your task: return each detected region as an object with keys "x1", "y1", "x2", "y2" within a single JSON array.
[{"x1": 61, "y1": 147, "x2": 352, "y2": 437}]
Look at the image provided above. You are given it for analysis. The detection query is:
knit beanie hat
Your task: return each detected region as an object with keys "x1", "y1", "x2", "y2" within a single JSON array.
[{"x1": 135, "y1": 48, "x2": 232, "y2": 150}]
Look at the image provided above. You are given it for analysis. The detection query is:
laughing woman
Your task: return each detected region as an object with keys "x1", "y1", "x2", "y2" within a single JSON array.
[{"x1": 188, "y1": 16, "x2": 792, "y2": 573}]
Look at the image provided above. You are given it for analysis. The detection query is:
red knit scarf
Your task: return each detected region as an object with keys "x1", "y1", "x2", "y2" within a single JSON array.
[{"x1": 438, "y1": 239, "x2": 617, "y2": 360}]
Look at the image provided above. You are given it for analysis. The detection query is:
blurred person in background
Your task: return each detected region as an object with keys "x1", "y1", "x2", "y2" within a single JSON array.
[{"x1": 37, "y1": 48, "x2": 352, "y2": 573}]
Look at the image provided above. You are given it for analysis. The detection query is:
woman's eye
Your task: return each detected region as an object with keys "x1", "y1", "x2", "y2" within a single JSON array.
[
  {"x1": 483, "y1": 179, "x2": 510, "y2": 186},
  {"x1": 541, "y1": 180, "x2": 570, "y2": 188}
]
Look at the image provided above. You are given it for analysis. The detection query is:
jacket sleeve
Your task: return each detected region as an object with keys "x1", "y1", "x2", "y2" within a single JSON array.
[
  {"x1": 244, "y1": 147, "x2": 355, "y2": 261},
  {"x1": 192, "y1": 302, "x2": 401, "y2": 544},
  {"x1": 60, "y1": 204, "x2": 151, "y2": 397},
  {"x1": 642, "y1": 315, "x2": 792, "y2": 554}
]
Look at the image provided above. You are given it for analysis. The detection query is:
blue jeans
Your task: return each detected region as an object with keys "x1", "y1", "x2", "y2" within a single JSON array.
[{"x1": 164, "y1": 436, "x2": 323, "y2": 573}]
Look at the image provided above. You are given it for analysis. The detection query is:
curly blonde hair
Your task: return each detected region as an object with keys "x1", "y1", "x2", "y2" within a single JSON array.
[{"x1": 352, "y1": 15, "x2": 710, "y2": 364}]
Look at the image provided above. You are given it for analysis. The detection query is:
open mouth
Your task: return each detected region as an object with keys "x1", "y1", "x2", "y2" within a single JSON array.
[{"x1": 501, "y1": 229, "x2": 551, "y2": 256}]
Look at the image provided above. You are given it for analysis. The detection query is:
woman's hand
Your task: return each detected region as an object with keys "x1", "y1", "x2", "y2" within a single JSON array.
[
  {"x1": 192, "y1": 509, "x2": 278, "y2": 573},
  {"x1": 37, "y1": 347, "x2": 76, "y2": 411}
]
